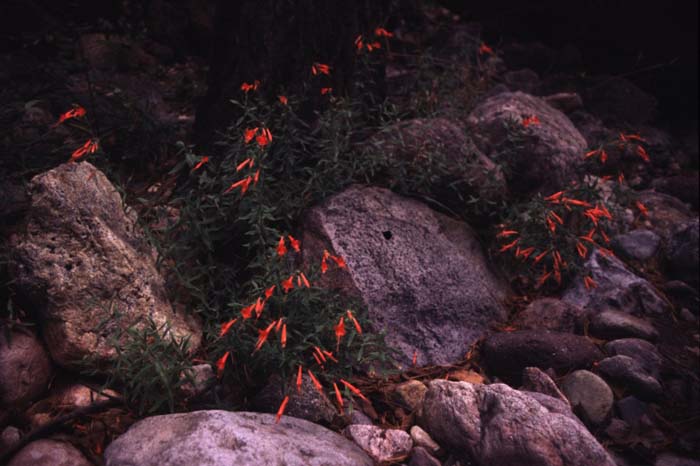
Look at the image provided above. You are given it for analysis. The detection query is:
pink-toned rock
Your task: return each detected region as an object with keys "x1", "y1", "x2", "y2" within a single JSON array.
[
  {"x1": 0, "y1": 329, "x2": 52, "y2": 408},
  {"x1": 466, "y1": 91, "x2": 587, "y2": 193},
  {"x1": 419, "y1": 380, "x2": 616, "y2": 466},
  {"x1": 7, "y1": 439, "x2": 92, "y2": 466}
]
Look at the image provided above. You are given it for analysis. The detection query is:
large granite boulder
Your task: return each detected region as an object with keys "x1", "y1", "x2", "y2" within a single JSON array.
[
  {"x1": 9, "y1": 162, "x2": 201, "y2": 368},
  {"x1": 104, "y1": 410, "x2": 372, "y2": 466},
  {"x1": 419, "y1": 380, "x2": 616, "y2": 466},
  {"x1": 666, "y1": 219, "x2": 699, "y2": 289},
  {"x1": 302, "y1": 185, "x2": 508, "y2": 366},
  {"x1": 466, "y1": 91, "x2": 587, "y2": 193}
]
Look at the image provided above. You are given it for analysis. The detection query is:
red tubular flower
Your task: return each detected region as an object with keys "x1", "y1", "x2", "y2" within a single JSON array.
[
  {"x1": 340, "y1": 379, "x2": 369, "y2": 402},
  {"x1": 275, "y1": 396, "x2": 289, "y2": 423},
  {"x1": 479, "y1": 43, "x2": 494, "y2": 55},
  {"x1": 330, "y1": 255, "x2": 346, "y2": 268},
  {"x1": 224, "y1": 176, "x2": 252, "y2": 195},
  {"x1": 544, "y1": 191, "x2": 563, "y2": 202},
  {"x1": 583, "y1": 276, "x2": 597, "y2": 290},
  {"x1": 346, "y1": 310, "x2": 362, "y2": 334},
  {"x1": 536, "y1": 269, "x2": 552, "y2": 288},
  {"x1": 277, "y1": 236, "x2": 287, "y2": 257},
  {"x1": 576, "y1": 241, "x2": 588, "y2": 258},
  {"x1": 298, "y1": 272, "x2": 310, "y2": 288},
  {"x1": 288, "y1": 235, "x2": 301, "y2": 252},
  {"x1": 496, "y1": 230, "x2": 519, "y2": 238},
  {"x1": 281, "y1": 324, "x2": 287, "y2": 348},
  {"x1": 296, "y1": 365, "x2": 303, "y2": 393},
  {"x1": 53, "y1": 106, "x2": 86, "y2": 127},
  {"x1": 70, "y1": 139, "x2": 99, "y2": 162},
  {"x1": 253, "y1": 321, "x2": 276, "y2": 353},
  {"x1": 191, "y1": 156, "x2": 209, "y2": 172},
  {"x1": 333, "y1": 382, "x2": 344, "y2": 408},
  {"x1": 533, "y1": 250, "x2": 549, "y2": 264},
  {"x1": 256, "y1": 128, "x2": 272, "y2": 147},
  {"x1": 412, "y1": 350, "x2": 418, "y2": 367},
  {"x1": 241, "y1": 303, "x2": 254, "y2": 319},
  {"x1": 216, "y1": 352, "x2": 230, "y2": 378},
  {"x1": 375, "y1": 27, "x2": 393, "y2": 37},
  {"x1": 307, "y1": 369, "x2": 324, "y2": 394},
  {"x1": 311, "y1": 63, "x2": 331, "y2": 75},
  {"x1": 636, "y1": 145, "x2": 651, "y2": 162},
  {"x1": 278, "y1": 95, "x2": 288, "y2": 105},
  {"x1": 254, "y1": 297, "x2": 265, "y2": 318},
  {"x1": 522, "y1": 115, "x2": 540, "y2": 127},
  {"x1": 237, "y1": 158, "x2": 253, "y2": 171},
  {"x1": 334, "y1": 316, "x2": 346, "y2": 350},
  {"x1": 244, "y1": 128, "x2": 258, "y2": 144},
  {"x1": 264, "y1": 285, "x2": 276, "y2": 299},
  {"x1": 240, "y1": 80, "x2": 260, "y2": 92},
  {"x1": 220, "y1": 318, "x2": 237, "y2": 337},
  {"x1": 281, "y1": 274, "x2": 295, "y2": 293},
  {"x1": 320, "y1": 87, "x2": 333, "y2": 95},
  {"x1": 499, "y1": 239, "x2": 519, "y2": 253},
  {"x1": 636, "y1": 201, "x2": 649, "y2": 217}
]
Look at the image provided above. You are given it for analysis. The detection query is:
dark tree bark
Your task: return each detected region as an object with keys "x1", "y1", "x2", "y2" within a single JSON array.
[{"x1": 194, "y1": 0, "x2": 391, "y2": 145}]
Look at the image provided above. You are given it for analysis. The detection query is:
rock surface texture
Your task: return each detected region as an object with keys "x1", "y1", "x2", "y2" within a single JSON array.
[
  {"x1": 419, "y1": 380, "x2": 616, "y2": 466},
  {"x1": 302, "y1": 185, "x2": 508, "y2": 365},
  {"x1": 104, "y1": 410, "x2": 373, "y2": 466},
  {"x1": 0, "y1": 329, "x2": 52, "y2": 407},
  {"x1": 9, "y1": 162, "x2": 201, "y2": 367},
  {"x1": 466, "y1": 91, "x2": 588, "y2": 193},
  {"x1": 563, "y1": 250, "x2": 670, "y2": 315},
  {"x1": 7, "y1": 439, "x2": 92, "y2": 466}
]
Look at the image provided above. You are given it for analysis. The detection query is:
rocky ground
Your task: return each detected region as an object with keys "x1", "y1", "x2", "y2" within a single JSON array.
[{"x1": 1, "y1": 4, "x2": 698, "y2": 466}]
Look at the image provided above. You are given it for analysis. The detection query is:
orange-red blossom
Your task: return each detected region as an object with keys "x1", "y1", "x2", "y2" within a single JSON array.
[
  {"x1": 311, "y1": 63, "x2": 331, "y2": 75},
  {"x1": 241, "y1": 80, "x2": 260, "y2": 92},
  {"x1": 53, "y1": 106, "x2": 86, "y2": 127},
  {"x1": 275, "y1": 396, "x2": 289, "y2": 423},
  {"x1": 71, "y1": 139, "x2": 99, "y2": 161},
  {"x1": 191, "y1": 156, "x2": 209, "y2": 172},
  {"x1": 216, "y1": 351, "x2": 230, "y2": 378}
]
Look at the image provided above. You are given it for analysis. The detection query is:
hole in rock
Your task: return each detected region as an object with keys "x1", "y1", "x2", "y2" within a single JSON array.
[{"x1": 382, "y1": 231, "x2": 392, "y2": 240}]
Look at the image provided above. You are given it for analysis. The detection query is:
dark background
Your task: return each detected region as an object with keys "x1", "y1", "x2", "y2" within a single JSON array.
[{"x1": 2, "y1": 0, "x2": 697, "y2": 126}]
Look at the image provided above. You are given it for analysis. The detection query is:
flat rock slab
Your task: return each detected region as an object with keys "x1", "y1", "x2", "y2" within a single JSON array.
[
  {"x1": 466, "y1": 91, "x2": 587, "y2": 193},
  {"x1": 563, "y1": 250, "x2": 670, "y2": 316},
  {"x1": 104, "y1": 410, "x2": 372, "y2": 466},
  {"x1": 9, "y1": 162, "x2": 201, "y2": 368},
  {"x1": 481, "y1": 330, "x2": 603, "y2": 380},
  {"x1": 513, "y1": 298, "x2": 586, "y2": 333},
  {"x1": 302, "y1": 185, "x2": 508, "y2": 366},
  {"x1": 419, "y1": 380, "x2": 616, "y2": 466}
]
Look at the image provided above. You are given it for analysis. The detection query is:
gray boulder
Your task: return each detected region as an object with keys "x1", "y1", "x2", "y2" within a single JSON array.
[
  {"x1": 612, "y1": 229, "x2": 661, "y2": 262},
  {"x1": 419, "y1": 380, "x2": 616, "y2": 466},
  {"x1": 604, "y1": 338, "x2": 663, "y2": 378},
  {"x1": 562, "y1": 250, "x2": 670, "y2": 315},
  {"x1": 0, "y1": 329, "x2": 52, "y2": 408},
  {"x1": 302, "y1": 185, "x2": 508, "y2": 366},
  {"x1": 561, "y1": 370, "x2": 614, "y2": 426},
  {"x1": 8, "y1": 162, "x2": 201, "y2": 368},
  {"x1": 598, "y1": 355, "x2": 663, "y2": 401},
  {"x1": 466, "y1": 91, "x2": 587, "y2": 193},
  {"x1": 104, "y1": 410, "x2": 372, "y2": 466}
]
